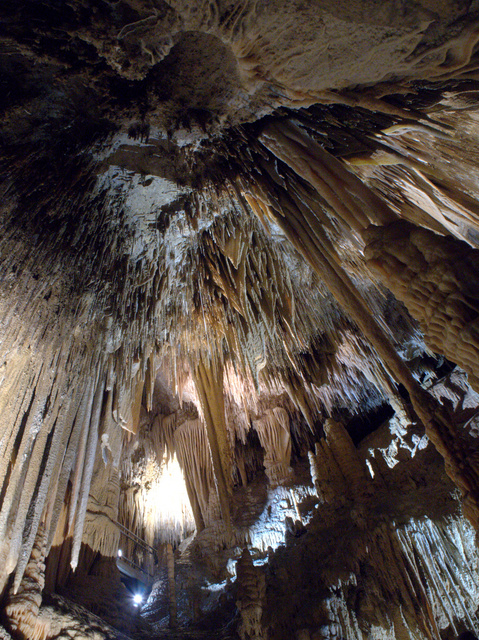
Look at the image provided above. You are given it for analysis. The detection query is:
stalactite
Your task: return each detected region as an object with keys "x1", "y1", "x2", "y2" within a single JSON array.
[
  {"x1": 243, "y1": 124, "x2": 479, "y2": 531},
  {"x1": 350, "y1": 109, "x2": 479, "y2": 247},
  {"x1": 118, "y1": 414, "x2": 196, "y2": 549},
  {"x1": 260, "y1": 120, "x2": 398, "y2": 232},
  {"x1": 191, "y1": 357, "x2": 233, "y2": 529},
  {"x1": 253, "y1": 407, "x2": 292, "y2": 485},
  {"x1": 174, "y1": 418, "x2": 215, "y2": 530},
  {"x1": 77, "y1": 414, "x2": 122, "y2": 563}
]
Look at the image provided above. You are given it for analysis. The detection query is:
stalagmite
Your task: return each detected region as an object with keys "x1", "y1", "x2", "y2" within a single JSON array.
[
  {"x1": 309, "y1": 420, "x2": 372, "y2": 504},
  {"x1": 323, "y1": 419, "x2": 372, "y2": 499},
  {"x1": 167, "y1": 543, "x2": 177, "y2": 629},
  {"x1": 236, "y1": 548, "x2": 265, "y2": 640},
  {"x1": 309, "y1": 439, "x2": 347, "y2": 506},
  {"x1": 4, "y1": 524, "x2": 49, "y2": 640}
]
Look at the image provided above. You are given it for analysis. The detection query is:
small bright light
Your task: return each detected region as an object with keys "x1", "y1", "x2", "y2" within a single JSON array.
[
  {"x1": 133, "y1": 594, "x2": 143, "y2": 606},
  {"x1": 117, "y1": 549, "x2": 122, "y2": 557}
]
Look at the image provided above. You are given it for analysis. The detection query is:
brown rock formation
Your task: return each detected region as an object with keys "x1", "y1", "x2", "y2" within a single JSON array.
[
  {"x1": 365, "y1": 220, "x2": 479, "y2": 391},
  {"x1": 3, "y1": 1, "x2": 479, "y2": 639},
  {"x1": 309, "y1": 419, "x2": 372, "y2": 504},
  {"x1": 236, "y1": 548, "x2": 266, "y2": 640},
  {"x1": 5, "y1": 525, "x2": 48, "y2": 640}
]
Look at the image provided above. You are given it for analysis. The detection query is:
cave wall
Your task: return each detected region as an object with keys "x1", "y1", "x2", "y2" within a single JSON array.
[{"x1": 2, "y1": 1, "x2": 479, "y2": 639}]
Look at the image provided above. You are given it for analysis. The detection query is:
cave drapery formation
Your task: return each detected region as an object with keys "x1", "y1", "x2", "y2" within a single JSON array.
[{"x1": 4, "y1": 1, "x2": 479, "y2": 639}]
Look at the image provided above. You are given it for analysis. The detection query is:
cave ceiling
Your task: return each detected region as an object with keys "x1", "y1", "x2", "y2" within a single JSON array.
[{"x1": 3, "y1": 1, "x2": 479, "y2": 639}]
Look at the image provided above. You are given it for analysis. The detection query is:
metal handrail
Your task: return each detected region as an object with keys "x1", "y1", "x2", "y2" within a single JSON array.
[
  {"x1": 115, "y1": 521, "x2": 158, "y2": 557},
  {"x1": 117, "y1": 553, "x2": 155, "y2": 579}
]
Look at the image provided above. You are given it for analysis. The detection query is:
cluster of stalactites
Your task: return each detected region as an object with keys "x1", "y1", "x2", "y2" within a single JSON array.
[
  {"x1": 119, "y1": 334, "x2": 409, "y2": 546},
  {"x1": 110, "y1": 181, "x2": 420, "y2": 539},
  {"x1": 304, "y1": 419, "x2": 479, "y2": 640},
  {"x1": 234, "y1": 106, "x2": 479, "y2": 532},
  {"x1": 119, "y1": 364, "x2": 286, "y2": 540},
  {"x1": 0, "y1": 108, "x2": 438, "y2": 594},
  {"x1": 0, "y1": 143, "x2": 171, "y2": 593},
  {"x1": 5, "y1": 64, "x2": 479, "y2": 604},
  {"x1": 320, "y1": 516, "x2": 479, "y2": 640}
]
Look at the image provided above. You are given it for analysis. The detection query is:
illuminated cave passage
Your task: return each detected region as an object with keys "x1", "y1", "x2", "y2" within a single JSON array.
[{"x1": 3, "y1": 1, "x2": 479, "y2": 639}]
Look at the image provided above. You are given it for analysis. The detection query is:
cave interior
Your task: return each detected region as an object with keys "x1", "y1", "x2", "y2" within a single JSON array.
[{"x1": 3, "y1": 1, "x2": 479, "y2": 639}]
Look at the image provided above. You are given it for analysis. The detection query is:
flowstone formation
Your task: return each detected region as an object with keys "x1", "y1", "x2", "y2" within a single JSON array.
[{"x1": 3, "y1": 1, "x2": 479, "y2": 639}]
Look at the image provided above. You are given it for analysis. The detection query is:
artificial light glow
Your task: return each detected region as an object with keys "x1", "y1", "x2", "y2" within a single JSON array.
[
  {"x1": 133, "y1": 593, "x2": 143, "y2": 605},
  {"x1": 141, "y1": 453, "x2": 195, "y2": 543},
  {"x1": 117, "y1": 549, "x2": 122, "y2": 557}
]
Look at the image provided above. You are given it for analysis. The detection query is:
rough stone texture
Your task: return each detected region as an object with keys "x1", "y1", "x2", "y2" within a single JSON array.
[
  {"x1": 25, "y1": 593, "x2": 136, "y2": 640},
  {"x1": 309, "y1": 419, "x2": 372, "y2": 504},
  {"x1": 3, "y1": 2, "x2": 479, "y2": 640},
  {"x1": 236, "y1": 548, "x2": 265, "y2": 640},
  {"x1": 261, "y1": 434, "x2": 479, "y2": 640},
  {"x1": 4, "y1": 525, "x2": 47, "y2": 640},
  {"x1": 365, "y1": 220, "x2": 479, "y2": 390}
]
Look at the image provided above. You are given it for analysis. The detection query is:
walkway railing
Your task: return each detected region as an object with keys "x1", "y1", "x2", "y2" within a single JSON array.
[{"x1": 115, "y1": 521, "x2": 158, "y2": 584}]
